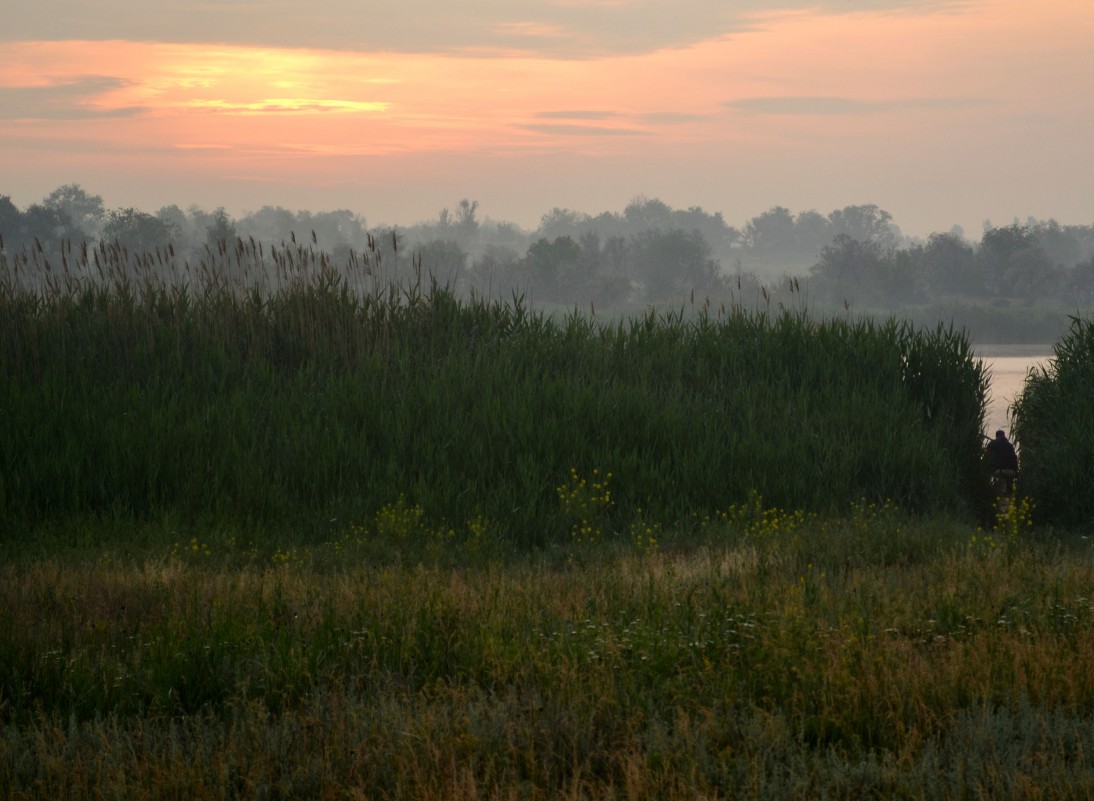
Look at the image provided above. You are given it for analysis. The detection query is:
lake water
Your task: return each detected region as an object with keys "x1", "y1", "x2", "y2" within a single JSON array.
[{"x1": 976, "y1": 345, "x2": 1053, "y2": 438}]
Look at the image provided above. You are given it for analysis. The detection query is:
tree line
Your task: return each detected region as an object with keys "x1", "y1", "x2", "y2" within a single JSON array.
[{"x1": 3, "y1": 184, "x2": 1094, "y2": 313}]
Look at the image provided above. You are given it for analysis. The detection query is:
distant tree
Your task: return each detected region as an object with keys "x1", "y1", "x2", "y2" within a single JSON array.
[
  {"x1": 102, "y1": 208, "x2": 180, "y2": 254},
  {"x1": 22, "y1": 204, "x2": 76, "y2": 250},
  {"x1": 922, "y1": 231, "x2": 979, "y2": 296},
  {"x1": 743, "y1": 206, "x2": 797, "y2": 255},
  {"x1": 792, "y1": 210, "x2": 832, "y2": 257},
  {"x1": 0, "y1": 195, "x2": 22, "y2": 249},
  {"x1": 622, "y1": 196, "x2": 675, "y2": 232},
  {"x1": 238, "y1": 205, "x2": 300, "y2": 247},
  {"x1": 1029, "y1": 218, "x2": 1082, "y2": 267},
  {"x1": 883, "y1": 247, "x2": 928, "y2": 307},
  {"x1": 827, "y1": 204, "x2": 900, "y2": 250},
  {"x1": 41, "y1": 184, "x2": 104, "y2": 238},
  {"x1": 303, "y1": 209, "x2": 368, "y2": 250},
  {"x1": 479, "y1": 219, "x2": 531, "y2": 252},
  {"x1": 538, "y1": 208, "x2": 591, "y2": 240},
  {"x1": 808, "y1": 234, "x2": 887, "y2": 305},
  {"x1": 523, "y1": 236, "x2": 582, "y2": 302},
  {"x1": 204, "y1": 207, "x2": 237, "y2": 253},
  {"x1": 1005, "y1": 247, "x2": 1060, "y2": 302},
  {"x1": 629, "y1": 228, "x2": 723, "y2": 302},
  {"x1": 977, "y1": 223, "x2": 1039, "y2": 297},
  {"x1": 416, "y1": 239, "x2": 469, "y2": 288},
  {"x1": 574, "y1": 230, "x2": 632, "y2": 307},
  {"x1": 1067, "y1": 256, "x2": 1094, "y2": 305},
  {"x1": 455, "y1": 199, "x2": 480, "y2": 236},
  {"x1": 470, "y1": 244, "x2": 523, "y2": 297}
]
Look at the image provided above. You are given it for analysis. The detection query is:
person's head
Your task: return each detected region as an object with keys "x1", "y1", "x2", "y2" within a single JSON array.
[{"x1": 996, "y1": 429, "x2": 1006, "y2": 440}]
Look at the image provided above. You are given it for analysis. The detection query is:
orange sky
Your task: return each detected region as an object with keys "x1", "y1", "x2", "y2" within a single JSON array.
[{"x1": 1, "y1": 0, "x2": 1091, "y2": 236}]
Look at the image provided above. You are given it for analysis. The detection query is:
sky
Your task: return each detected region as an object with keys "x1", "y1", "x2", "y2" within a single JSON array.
[{"x1": 1, "y1": 0, "x2": 1092, "y2": 238}]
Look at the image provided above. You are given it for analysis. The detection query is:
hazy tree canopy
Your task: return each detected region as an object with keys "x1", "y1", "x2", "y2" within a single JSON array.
[
  {"x1": 205, "y1": 207, "x2": 237, "y2": 252},
  {"x1": 42, "y1": 184, "x2": 104, "y2": 237},
  {"x1": 524, "y1": 236, "x2": 582, "y2": 302},
  {"x1": 22, "y1": 204, "x2": 77, "y2": 247},
  {"x1": 978, "y1": 223, "x2": 1039, "y2": 297},
  {"x1": 455, "y1": 199, "x2": 479, "y2": 235},
  {"x1": 102, "y1": 208, "x2": 180, "y2": 254},
  {"x1": 810, "y1": 234, "x2": 888, "y2": 305},
  {"x1": 744, "y1": 206, "x2": 797, "y2": 254},
  {"x1": 744, "y1": 204, "x2": 902, "y2": 263},
  {"x1": 538, "y1": 207, "x2": 593, "y2": 240},
  {"x1": 1030, "y1": 218, "x2": 1083, "y2": 266},
  {"x1": 0, "y1": 196, "x2": 21, "y2": 247},
  {"x1": 5, "y1": 184, "x2": 1094, "y2": 315},
  {"x1": 827, "y1": 204, "x2": 899, "y2": 250},
  {"x1": 923, "y1": 232, "x2": 978, "y2": 296},
  {"x1": 416, "y1": 239, "x2": 469, "y2": 288},
  {"x1": 630, "y1": 228, "x2": 723, "y2": 301}
]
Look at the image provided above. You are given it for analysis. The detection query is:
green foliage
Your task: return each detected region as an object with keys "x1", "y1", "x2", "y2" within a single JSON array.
[
  {"x1": 0, "y1": 268, "x2": 989, "y2": 540},
  {"x1": 556, "y1": 467, "x2": 615, "y2": 543},
  {"x1": 1011, "y1": 315, "x2": 1094, "y2": 528}
]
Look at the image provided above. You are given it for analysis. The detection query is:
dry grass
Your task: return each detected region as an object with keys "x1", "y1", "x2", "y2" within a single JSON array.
[{"x1": 3, "y1": 507, "x2": 1094, "y2": 799}]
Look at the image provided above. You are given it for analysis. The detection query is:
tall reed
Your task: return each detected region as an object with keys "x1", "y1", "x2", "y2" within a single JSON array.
[
  {"x1": 1011, "y1": 315, "x2": 1094, "y2": 528},
  {"x1": 1, "y1": 250, "x2": 989, "y2": 540}
]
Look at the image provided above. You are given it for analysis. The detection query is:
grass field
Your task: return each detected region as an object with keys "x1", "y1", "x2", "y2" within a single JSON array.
[{"x1": 4, "y1": 500, "x2": 1094, "y2": 799}]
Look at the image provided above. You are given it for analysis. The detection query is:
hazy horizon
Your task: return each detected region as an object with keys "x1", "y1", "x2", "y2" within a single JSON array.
[{"x1": 1, "y1": 0, "x2": 1091, "y2": 238}]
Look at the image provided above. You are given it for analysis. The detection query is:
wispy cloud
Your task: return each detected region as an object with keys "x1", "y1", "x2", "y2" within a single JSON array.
[
  {"x1": 536, "y1": 110, "x2": 622, "y2": 120},
  {"x1": 726, "y1": 95, "x2": 985, "y2": 115},
  {"x1": 521, "y1": 122, "x2": 648, "y2": 136},
  {"x1": 181, "y1": 98, "x2": 390, "y2": 114},
  {"x1": 535, "y1": 109, "x2": 709, "y2": 128},
  {"x1": 0, "y1": 0, "x2": 968, "y2": 59},
  {"x1": 638, "y1": 111, "x2": 711, "y2": 125},
  {"x1": 0, "y1": 76, "x2": 143, "y2": 120}
]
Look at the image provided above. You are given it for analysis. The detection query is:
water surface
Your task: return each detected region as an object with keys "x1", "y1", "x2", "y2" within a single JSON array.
[{"x1": 977, "y1": 345, "x2": 1052, "y2": 438}]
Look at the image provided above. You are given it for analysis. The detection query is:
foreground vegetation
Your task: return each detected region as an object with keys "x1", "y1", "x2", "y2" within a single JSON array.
[
  {"x1": 4, "y1": 253, "x2": 1093, "y2": 797},
  {"x1": 1011, "y1": 315, "x2": 1094, "y2": 528},
  {"x1": 4, "y1": 501, "x2": 1094, "y2": 799},
  {"x1": 0, "y1": 252, "x2": 992, "y2": 536}
]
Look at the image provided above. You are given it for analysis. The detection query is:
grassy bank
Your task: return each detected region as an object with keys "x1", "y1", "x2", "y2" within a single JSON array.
[{"x1": 2, "y1": 502, "x2": 1093, "y2": 799}]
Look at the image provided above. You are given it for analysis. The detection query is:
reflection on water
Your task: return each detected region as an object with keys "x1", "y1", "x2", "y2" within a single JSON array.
[{"x1": 976, "y1": 346, "x2": 1052, "y2": 437}]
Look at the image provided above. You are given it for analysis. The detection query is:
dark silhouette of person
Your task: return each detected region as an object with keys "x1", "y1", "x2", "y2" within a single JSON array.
[{"x1": 985, "y1": 429, "x2": 1019, "y2": 494}]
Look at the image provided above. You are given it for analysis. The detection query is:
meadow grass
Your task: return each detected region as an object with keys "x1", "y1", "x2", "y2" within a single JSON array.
[{"x1": 2, "y1": 501, "x2": 1094, "y2": 799}]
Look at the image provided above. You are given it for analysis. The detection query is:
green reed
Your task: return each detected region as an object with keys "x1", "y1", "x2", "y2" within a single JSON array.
[
  {"x1": 1, "y1": 260, "x2": 990, "y2": 540},
  {"x1": 1011, "y1": 315, "x2": 1094, "y2": 529}
]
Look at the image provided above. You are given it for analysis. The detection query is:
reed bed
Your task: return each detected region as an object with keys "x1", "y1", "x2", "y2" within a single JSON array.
[
  {"x1": 1, "y1": 243, "x2": 990, "y2": 540},
  {"x1": 1011, "y1": 315, "x2": 1094, "y2": 529},
  {"x1": 2, "y1": 506, "x2": 1093, "y2": 799}
]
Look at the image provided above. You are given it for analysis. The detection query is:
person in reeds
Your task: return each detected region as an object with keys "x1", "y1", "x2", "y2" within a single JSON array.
[{"x1": 985, "y1": 429, "x2": 1019, "y2": 495}]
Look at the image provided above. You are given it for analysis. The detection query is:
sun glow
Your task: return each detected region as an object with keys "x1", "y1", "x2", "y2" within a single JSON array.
[{"x1": 0, "y1": 0, "x2": 1090, "y2": 231}]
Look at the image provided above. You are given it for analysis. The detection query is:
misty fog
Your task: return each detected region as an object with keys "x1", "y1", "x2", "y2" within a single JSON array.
[{"x1": 3, "y1": 184, "x2": 1094, "y2": 345}]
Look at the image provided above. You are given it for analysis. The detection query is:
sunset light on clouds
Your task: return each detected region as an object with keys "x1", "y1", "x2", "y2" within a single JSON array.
[{"x1": 1, "y1": 0, "x2": 1091, "y2": 235}]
